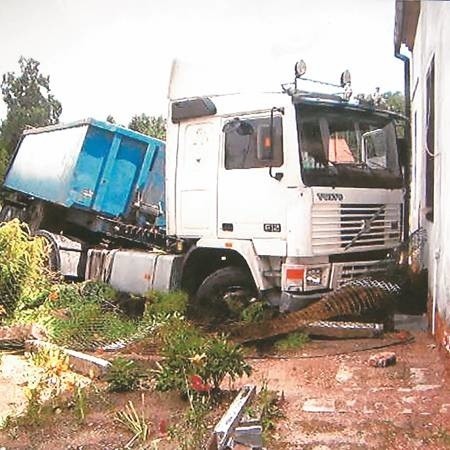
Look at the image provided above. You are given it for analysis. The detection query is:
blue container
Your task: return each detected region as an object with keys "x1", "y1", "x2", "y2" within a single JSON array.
[{"x1": 4, "y1": 118, "x2": 165, "y2": 223}]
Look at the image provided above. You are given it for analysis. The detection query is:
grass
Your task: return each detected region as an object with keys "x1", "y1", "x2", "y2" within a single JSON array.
[
  {"x1": 274, "y1": 332, "x2": 310, "y2": 351},
  {"x1": 115, "y1": 398, "x2": 150, "y2": 446}
]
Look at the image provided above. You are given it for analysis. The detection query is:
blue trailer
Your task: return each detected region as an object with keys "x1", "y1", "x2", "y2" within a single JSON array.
[{"x1": 1, "y1": 119, "x2": 167, "y2": 247}]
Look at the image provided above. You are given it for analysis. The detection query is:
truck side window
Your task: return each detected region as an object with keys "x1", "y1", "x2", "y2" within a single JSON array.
[{"x1": 224, "y1": 116, "x2": 283, "y2": 169}]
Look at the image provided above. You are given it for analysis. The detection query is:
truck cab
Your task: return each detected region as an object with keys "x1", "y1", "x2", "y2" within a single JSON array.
[{"x1": 167, "y1": 74, "x2": 404, "y2": 315}]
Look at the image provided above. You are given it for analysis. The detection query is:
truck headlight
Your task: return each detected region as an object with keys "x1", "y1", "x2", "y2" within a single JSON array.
[
  {"x1": 282, "y1": 263, "x2": 331, "y2": 293},
  {"x1": 304, "y1": 265, "x2": 330, "y2": 291}
]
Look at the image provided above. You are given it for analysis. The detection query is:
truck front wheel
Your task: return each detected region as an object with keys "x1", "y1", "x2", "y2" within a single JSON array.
[{"x1": 194, "y1": 266, "x2": 257, "y2": 322}]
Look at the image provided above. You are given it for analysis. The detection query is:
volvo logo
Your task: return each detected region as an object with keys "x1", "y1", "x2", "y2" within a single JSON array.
[{"x1": 317, "y1": 193, "x2": 344, "y2": 202}]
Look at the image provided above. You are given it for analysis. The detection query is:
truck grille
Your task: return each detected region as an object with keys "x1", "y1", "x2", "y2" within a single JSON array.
[
  {"x1": 312, "y1": 203, "x2": 401, "y2": 255},
  {"x1": 331, "y1": 259, "x2": 392, "y2": 288}
]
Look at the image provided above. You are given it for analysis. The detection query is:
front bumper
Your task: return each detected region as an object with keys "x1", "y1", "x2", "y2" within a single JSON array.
[{"x1": 275, "y1": 258, "x2": 393, "y2": 312}]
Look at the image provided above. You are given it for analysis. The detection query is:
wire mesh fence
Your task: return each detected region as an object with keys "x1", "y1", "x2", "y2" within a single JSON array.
[{"x1": 0, "y1": 219, "x2": 428, "y2": 351}]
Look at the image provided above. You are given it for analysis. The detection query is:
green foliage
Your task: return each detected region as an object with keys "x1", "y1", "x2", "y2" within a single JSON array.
[
  {"x1": 154, "y1": 317, "x2": 251, "y2": 395},
  {"x1": 169, "y1": 395, "x2": 210, "y2": 450},
  {"x1": 203, "y1": 334, "x2": 252, "y2": 389},
  {"x1": 128, "y1": 113, "x2": 166, "y2": 140},
  {"x1": 144, "y1": 290, "x2": 188, "y2": 317},
  {"x1": 0, "y1": 145, "x2": 9, "y2": 183},
  {"x1": 274, "y1": 332, "x2": 310, "y2": 351},
  {"x1": 11, "y1": 281, "x2": 139, "y2": 348},
  {"x1": 255, "y1": 381, "x2": 284, "y2": 441},
  {"x1": 382, "y1": 91, "x2": 405, "y2": 115},
  {"x1": 74, "y1": 384, "x2": 88, "y2": 423},
  {"x1": 0, "y1": 219, "x2": 50, "y2": 316},
  {"x1": 240, "y1": 301, "x2": 275, "y2": 323},
  {"x1": 106, "y1": 357, "x2": 141, "y2": 392},
  {"x1": 116, "y1": 400, "x2": 149, "y2": 446},
  {"x1": 0, "y1": 56, "x2": 62, "y2": 155},
  {"x1": 28, "y1": 345, "x2": 69, "y2": 373}
]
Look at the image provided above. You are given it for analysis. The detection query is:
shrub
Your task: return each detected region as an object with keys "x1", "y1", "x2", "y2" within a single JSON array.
[
  {"x1": 274, "y1": 332, "x2": 310, "y2": 351},
  {"x1": 144, "y1": 290, "x2": 188, "y2": 316},
  {"x1": 154, "y1": 317, "x2": 252, "y2": 396},
  {"x1": 12, "y1": 281, "x2": 140, "y2": 349},
  {"x1": 106, "y1": 357, "x2": 141, "y2": 392},
  {"x1": 0, "y1": 220, "x2": 50, "y2": 315}
]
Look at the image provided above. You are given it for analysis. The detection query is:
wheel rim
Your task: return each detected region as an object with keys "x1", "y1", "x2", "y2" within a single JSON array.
[{"x1": 212, "y1": 285, "x2": 255, "y2": 320}]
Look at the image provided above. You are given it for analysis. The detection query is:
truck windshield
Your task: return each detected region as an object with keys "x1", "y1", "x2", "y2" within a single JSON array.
[{"x1": 296, "y1": 104, "x2": 403, "y2": 188}]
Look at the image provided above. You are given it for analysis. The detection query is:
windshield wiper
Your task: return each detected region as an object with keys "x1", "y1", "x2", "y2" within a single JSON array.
[{"x1": 353, "y1": 161, "x2": 375, "y2": 172}]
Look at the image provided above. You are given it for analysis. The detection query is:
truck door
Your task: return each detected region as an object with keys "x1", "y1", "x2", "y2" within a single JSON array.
[
  {"x1": 217, "y1": 112, "x2": 287, "y2": 244},
  {"x1": 175, "y1": 121, "x2": 220, "y2": 236}
]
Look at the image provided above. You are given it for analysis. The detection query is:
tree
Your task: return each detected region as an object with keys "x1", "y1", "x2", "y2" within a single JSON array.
[
  {"x1": 382, "y1": 91, "x2": 405, "y2": 115},
  {"x1": 0, "y1": 57, "x2": 62, "y2": 155},
  {"x1": 128, "y1": 114, "x2": 166, "y2": 140}
]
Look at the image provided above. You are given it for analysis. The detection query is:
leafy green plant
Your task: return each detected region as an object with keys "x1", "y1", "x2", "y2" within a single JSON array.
[
  {"x1": 0, "y1": 220, "x2": 51, "y2": 316},
  {"x1": 116, "y1": 399, "x2": 149, "y2": 447},
  {"x1": 245, "y1": 380, "x2": 284, "y2": 444},
  {"x1": 169, "y1": 393, "x2": 210, "y2": 450},
  {"x1": 144, "y1": 290, "x2": 188, "y2": 316},
  {"x1": 12, "y1": 281, "x2": 140, "y2": 349},
  {"x1": 274, "y1": 332, "x2": 310, "y2": 351},
  {"x1": 240, "y1": 301, "x2": 276, "y2": 323},
  {"x1": 258, "y1": 381, "x2": 284, "y2": 436},
  {"x1": 74, "y1": 383, "x2": 88, "y2": 423},
  {"x1": 28, "y1": 345, "x2": 69, "y2": 375},
  {"x1": 154, "y1": 317, "x2": 251, "y2": 396},
  {"x1": 106, "y1": 357, "x2": 141, "y2": 392},
  {"x1": 23, "y1": 380, "x2": 45, "y2": 425}
]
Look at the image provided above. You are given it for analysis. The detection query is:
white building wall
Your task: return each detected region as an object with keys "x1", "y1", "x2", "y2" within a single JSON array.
[{"x1": 410, "y1": 2, "x2": 450, "y2": 326}]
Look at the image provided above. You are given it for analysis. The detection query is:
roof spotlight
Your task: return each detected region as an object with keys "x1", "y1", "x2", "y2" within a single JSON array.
[
  {"x1": 295, "y1": 60, "x2": 307, "y2": 78},
  {"x1": 340, "y1": 70, "x2": 351, "y2": 87}
]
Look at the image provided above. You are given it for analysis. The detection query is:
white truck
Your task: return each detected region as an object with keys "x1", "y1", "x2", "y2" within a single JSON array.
[{"x1": 2, "y1": 62, "x2": 405, "y2": 318}]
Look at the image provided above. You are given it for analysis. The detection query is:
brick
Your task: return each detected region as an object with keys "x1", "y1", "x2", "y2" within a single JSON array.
[{"x1": 368, "y1": 351, "x2": 396, "y2": 367}]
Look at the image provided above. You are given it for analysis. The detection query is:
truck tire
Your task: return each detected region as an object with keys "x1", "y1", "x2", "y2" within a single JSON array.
[{"x1": 195, "y1": 266, "x2": 257, "y2": 321}]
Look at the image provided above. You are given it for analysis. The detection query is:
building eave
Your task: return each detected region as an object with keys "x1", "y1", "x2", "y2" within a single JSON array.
[{"x1": 394, "y1": 0, "x2": 421, "y2": 53}]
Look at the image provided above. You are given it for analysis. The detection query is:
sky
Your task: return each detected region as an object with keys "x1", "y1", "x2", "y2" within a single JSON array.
[{"x1": 0, "y1": 0, "x2": 405, "y2": 126}]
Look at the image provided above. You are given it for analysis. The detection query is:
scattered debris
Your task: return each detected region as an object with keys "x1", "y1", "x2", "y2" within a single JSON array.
[
  {"x1": 368, "y1": 351, "x2": 397, "y2": 368},
  {"x1": 335, "y1": 365, "x2": 353, "y2": 383},
  {"x1": 0, "y1": 324, "x2": 48, "y2": 349},
  {"x1": 25, "y1": 339, "x2": 110, "y2": 378},
  {"x1": 302, "y1": 399, "x2": 336, "y2": 413},
  {"x1": 409, "y1": 367, "x2": 428, "y2": 383},
  {"x1": 304, "y1": 321, "x2": 383, "y2": 339},
  {"x1": 208, "y1": 385, "x2": 260, "y2": 450}
]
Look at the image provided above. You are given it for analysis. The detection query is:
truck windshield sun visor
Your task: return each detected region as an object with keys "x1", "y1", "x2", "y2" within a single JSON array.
[
  {"x1": 296, "y1": 104, "x2": 403, "y2": 189},
  {"x1": 171, "y1": 97, "x2": 217, "y2": 123}
]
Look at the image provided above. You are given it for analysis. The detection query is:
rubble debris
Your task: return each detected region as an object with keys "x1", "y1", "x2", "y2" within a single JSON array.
[
  {"x1": 208, "y1": 385, "x2": 260, "y2": 450},
  {"x1": 335, "y1": 365, "x2": 353, "y2": 383},
  {"x1": 25, "y1": 339, "x2": 111, "y2": 378},
  {"x1": 368, "y1": 351, "x2": 397, "y2": 368},
  {"x1": 0, "y1": 324, "x2": 48, "y2": 349},
  {"x1": 302, "y1": 398, "x2": 336, "y2": 413},
  {"x1": 304, "y1": 321, "x2": 383, "y2": 339}
]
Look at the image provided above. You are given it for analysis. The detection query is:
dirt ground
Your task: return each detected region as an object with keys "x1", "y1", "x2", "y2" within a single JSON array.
[
  {"x1": 0, "y1": 330, "x2": 449, "y2": 450},
  {"x1": 238, "y1": 331, "x2": 450, "y2": 449}
]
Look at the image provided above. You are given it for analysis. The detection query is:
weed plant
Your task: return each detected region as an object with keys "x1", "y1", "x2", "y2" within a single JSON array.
[
  {"x1": 154, "y1": 316, "x2": 252, "y2": 396},
  {"x1": 106, "y1": 357, "x2": 141, "y2": 392},
  {"x1": 0, "y1": 220, "x2": 50, "y2": 316},
  {"x1": 274, "y1": 331, "x2": 310, "y2": 351}
]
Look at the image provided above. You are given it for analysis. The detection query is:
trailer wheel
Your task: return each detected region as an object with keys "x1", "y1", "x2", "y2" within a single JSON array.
[
  {"x1": 194, "y1": 266, "x2": 257, "y2": 322},
  {"x1": 0, "y1": 205, "x2": 15, "y2": 222}
]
